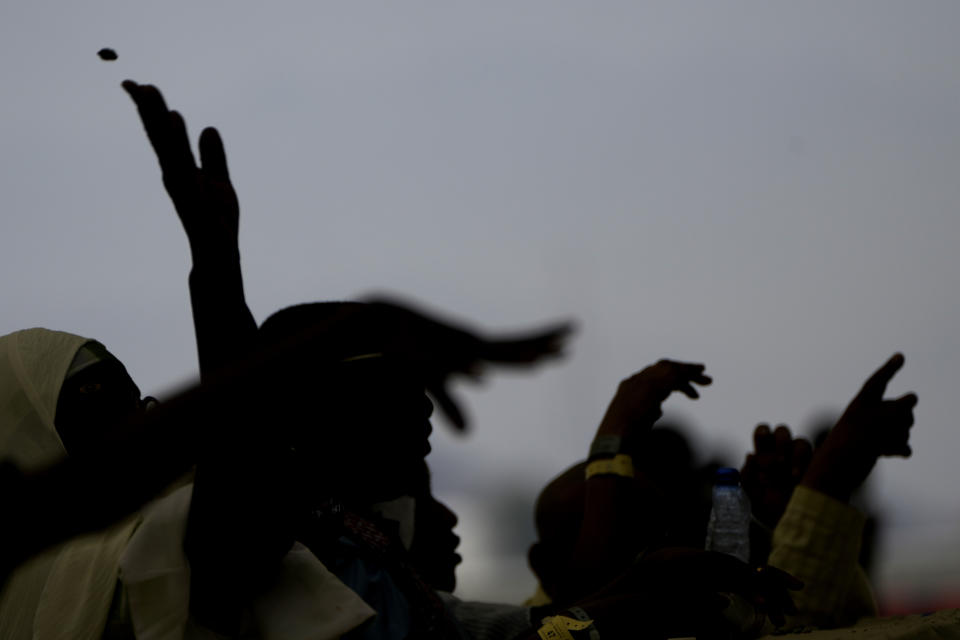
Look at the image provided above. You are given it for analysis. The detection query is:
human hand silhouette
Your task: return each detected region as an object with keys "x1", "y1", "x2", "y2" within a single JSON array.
[
  {"x1": 122, "y1": 80, "x2": 239, "y2": 265},
  {"x1": 803, "y1": 353, "x2": 917, "y2": 502},
  {"x1": 596, "y1": 360, "x2": 711, "y2": 448},
  {"x1": 741, "y1": 424, "x2": 813, "y2": 529},
  {"x1": 364, "y1": 297, "x2": 572, "y2": 429}
]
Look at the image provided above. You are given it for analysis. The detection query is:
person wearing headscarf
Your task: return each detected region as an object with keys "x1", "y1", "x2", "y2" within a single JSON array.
[{"x1": 0, "y1": 328, "x2": 145, "y2": 640}]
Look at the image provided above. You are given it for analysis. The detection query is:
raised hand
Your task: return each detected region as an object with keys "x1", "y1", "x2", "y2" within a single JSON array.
[
  {"x1": 363, "y1": 296, "x2": 573, "y2": 429},
  {"x1": 741, "y1": 424, "x2": 813, "y2": 530},
  {"x1": 122, "y1": 80, "x2": 239, "y2": 264},
  {"x1": 803, "y1": 353, "x2": 918, "y2": 502},
  {"x1": 596, "y1": 360, "x2": 712, "y2": 448}
]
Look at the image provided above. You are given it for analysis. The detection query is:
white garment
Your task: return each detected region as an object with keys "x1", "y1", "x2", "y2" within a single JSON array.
[
  {"x1": 0, "y1": 328, "x2": 88, "y2": 471},
  {"x1": 120, "y1": 484, "x2": 377, "y2": 640}
]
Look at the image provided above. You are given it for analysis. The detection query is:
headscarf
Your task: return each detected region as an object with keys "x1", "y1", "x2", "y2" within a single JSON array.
[
  {"x1": 0, "y1": 328, "x2": 89, "y2": 470},
  {"x1": 0, "y1": 328, "x2": 142, "y2": 640}
]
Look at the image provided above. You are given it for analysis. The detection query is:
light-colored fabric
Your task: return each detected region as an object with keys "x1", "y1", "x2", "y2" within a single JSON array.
[
  {"x1": 0, "y1": 548, "x2": 61, "y2": 640},
  {"x1": 370, "y1": 496, "x2": 416, "y2": 551},
  {"x1": 120, "y1": 483, "x2": 377, "y2": 640},
  {"x1": 34, "y1": 517, "x2": 142, "y2": 640},
  {"x1": 0, "y1": 328, "x2": 89, "y2": 471},
  {"x1": 438, "y1": 593, "x2": 533, "y2": 640},
  {"x1": 761, "y1": 608, "x2": 960, "y2": 640},
  {"x1": 119, "y1": 485, "x2": 193, "y2": 640},
  {"x1": 768, "y1": 484, "x2": 877, "y2": 628},
  {"x1": 0, "y1": 328, "x2": 142, "y2": 640}
]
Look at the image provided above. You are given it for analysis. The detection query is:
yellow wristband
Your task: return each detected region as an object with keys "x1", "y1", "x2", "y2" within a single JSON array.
[
  {"x1": 537, "y1": 615, "x2": 596, "y2": 640},
  {"x1": 584, "y1": 454, "x2": 634, "y2": 480}
]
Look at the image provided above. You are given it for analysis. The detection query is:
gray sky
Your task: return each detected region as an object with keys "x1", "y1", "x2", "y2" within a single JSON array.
[{"x1": 2, "y1": 2, "x2": 960, "y2": 604}]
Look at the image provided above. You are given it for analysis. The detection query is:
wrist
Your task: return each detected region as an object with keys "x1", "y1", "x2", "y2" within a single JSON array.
[
  {"x1": 597, "y1": 404, "x2": 660, "y2": 442},
  {"x1": 189, "y1": 237, "x2": 240, "y2": 268},
  {"x1": 801, "y1": 453, "x2": 857, "y2": 503},
  {"x1": 585, "y1": 454, "x2": 635, "y2": 481}
]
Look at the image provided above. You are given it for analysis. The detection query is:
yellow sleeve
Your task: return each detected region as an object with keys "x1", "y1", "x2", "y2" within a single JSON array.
[{"x1": 769, "y1": 485, "x2": 877, "y2": 628}]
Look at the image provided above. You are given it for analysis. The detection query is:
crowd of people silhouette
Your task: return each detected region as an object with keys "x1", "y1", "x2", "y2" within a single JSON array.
[{"x1": 0, "y1": 79, "x2": 933, "y2": 640}]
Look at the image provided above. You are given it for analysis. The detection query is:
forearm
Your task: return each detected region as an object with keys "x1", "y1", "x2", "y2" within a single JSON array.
[
  {"x1": 561, "y1": 408, "x2": 661, "y2": 600},
  {"x1": 188, "y1": 248, "x2": 257, "y2": 381}
]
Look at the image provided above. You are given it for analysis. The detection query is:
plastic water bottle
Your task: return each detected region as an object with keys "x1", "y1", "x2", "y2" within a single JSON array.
[
  {"x1": 704, "y1": 467, "x2": 751, "y2": 563},
  {"x1": 704, "y1": 468, "x2": 768, "y2": 637}
]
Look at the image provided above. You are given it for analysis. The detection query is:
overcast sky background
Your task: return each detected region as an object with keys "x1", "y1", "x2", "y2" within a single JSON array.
[{"x1": 2, "y1": 2, "x2": 960, "y2": 606}]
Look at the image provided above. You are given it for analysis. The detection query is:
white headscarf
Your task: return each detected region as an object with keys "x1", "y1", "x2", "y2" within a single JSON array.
[
  {"x1": 0, "y1": 328, "x2": 141, "y2": 640},
  {"x1": 0, "y1": 328, "x2": 89, "y2": 470}
]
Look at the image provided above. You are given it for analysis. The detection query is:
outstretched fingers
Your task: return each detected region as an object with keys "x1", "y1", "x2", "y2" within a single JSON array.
[
  {"x1": 122, "y1": 81, "x2": 171, "y2": 151},
  {"x1": 645, "y1": 361, "x2": 712, "y2": 396},
  {"x1": 480, "y1": 322, "x2": 575, "y2": 364},
  {"x1": 122, "y1": 80, "x2": 196, "y2": 177},
  {"x1": 687, "y1": 365, "x2": 713, "y2": 387}
]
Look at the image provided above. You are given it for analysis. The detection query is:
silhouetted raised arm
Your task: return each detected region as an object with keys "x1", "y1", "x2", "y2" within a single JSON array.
[
  {"x1": 561, "y1": 360, "x2": 711, "y2": 602},
  {"x1": 122, "y1": 80, "x2": 257, "y2": 379},
  {"x1": 769, "y1": 353, "x2": 917, "y2": 628},
  {"x1": 802, "y1": 353, "x2": 916, "y2": 502}
]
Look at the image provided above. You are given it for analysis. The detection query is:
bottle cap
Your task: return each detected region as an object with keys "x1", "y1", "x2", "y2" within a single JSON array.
[{"x1": 714, "y1": 467, "x2": 741, "y2": 486}]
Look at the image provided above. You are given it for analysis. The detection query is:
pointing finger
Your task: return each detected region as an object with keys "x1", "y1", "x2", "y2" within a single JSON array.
[{"x1": 861, "y1": 353, "x2": 905, "y2": 400}]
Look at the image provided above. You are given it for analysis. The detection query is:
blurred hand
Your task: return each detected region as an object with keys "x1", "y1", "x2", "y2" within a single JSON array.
[
  {"x1": 741, "y1": 424, "x2": 813, "y2": 529},
  {"x1": 803, "y1": 353, "x2": 917, "y2": 502},
  {"x1": 597, "y1": 360, "x2": 711, "y2": 446},
  {"x1": 122, "y1": 80, "x2": 239, "y2": 264},
  {"x1": 364, "y1": 296, "x2": 573, "y2": 429}
]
